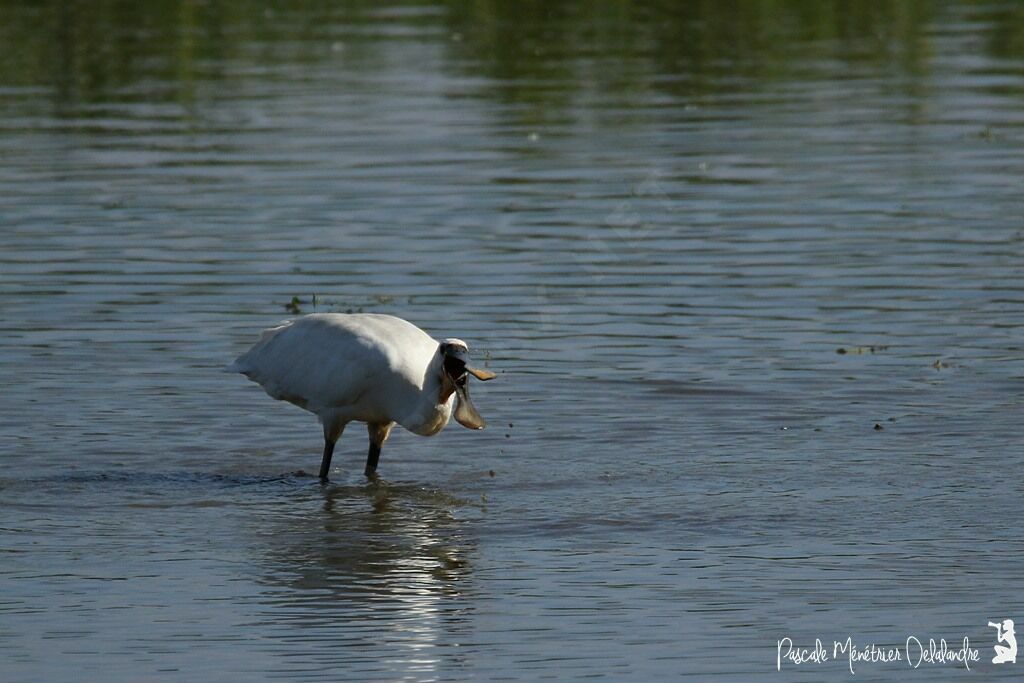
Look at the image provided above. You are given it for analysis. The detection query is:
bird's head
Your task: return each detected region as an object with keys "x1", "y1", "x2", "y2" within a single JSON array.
[{"x1": 439, "y1": 338, "x2": 495, "y2": 429}]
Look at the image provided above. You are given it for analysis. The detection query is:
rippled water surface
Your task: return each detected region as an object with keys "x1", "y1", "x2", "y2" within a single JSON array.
[{"x1": 2, "y1": 1, "x2": 1023, "y2": 680}]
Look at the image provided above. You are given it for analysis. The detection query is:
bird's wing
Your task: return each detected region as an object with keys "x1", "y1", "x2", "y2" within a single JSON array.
[{"x1": 231, "y1": 315, "x2": 388, "y2": 410}]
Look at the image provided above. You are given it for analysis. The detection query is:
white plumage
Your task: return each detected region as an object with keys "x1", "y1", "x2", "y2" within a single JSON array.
[{"x1": 230, "y1": 313, "x2": 495, "y2": 479}]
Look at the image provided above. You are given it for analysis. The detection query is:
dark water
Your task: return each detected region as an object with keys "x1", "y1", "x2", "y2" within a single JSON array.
[{"x1": 2, "y1": 1, "x2": 1023, "y2": 680}]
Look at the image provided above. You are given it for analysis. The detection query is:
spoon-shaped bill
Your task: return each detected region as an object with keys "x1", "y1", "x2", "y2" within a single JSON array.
[{"x1": 453, "y1": 379, "x2": 486, "y2": 429}]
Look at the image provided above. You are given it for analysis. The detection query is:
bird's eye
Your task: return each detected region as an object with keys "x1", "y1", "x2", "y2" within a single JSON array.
[{"x1": 443, "y1": 354, "x2": 466, "y2": 377}]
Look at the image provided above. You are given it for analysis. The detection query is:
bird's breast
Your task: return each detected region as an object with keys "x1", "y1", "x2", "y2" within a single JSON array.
[{"x1": 406, "y1": 398, "x2": 454, "y2": 436}]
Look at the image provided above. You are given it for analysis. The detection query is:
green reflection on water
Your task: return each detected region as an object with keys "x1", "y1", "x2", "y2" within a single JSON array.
[{"x1": 1, "y1": 0, "x2": 1023, "y2": 116}]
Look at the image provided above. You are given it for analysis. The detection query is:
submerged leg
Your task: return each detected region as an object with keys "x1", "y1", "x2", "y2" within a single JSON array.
[
  {"x1": 318, "y1": 439, "x2": 335, "y2": 481},
  {"x1": 319, "y1": 421, "x2": 345, "y2": 482},
  {"x1": 365, "y1": 422, "x2": 395, "y2": 477},
  {"x1": 365, "y1": 442, "x2": 380, "y2": 478}
]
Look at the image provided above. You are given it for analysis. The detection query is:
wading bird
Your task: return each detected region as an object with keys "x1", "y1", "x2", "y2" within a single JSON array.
[{"x1": 230, "y1": 313, "x2": 496, "y2": 480}]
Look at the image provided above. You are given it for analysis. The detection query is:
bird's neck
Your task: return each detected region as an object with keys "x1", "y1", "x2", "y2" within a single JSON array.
[{"x1": 402, "y1": 354, "x2": 454, "y2": 436}]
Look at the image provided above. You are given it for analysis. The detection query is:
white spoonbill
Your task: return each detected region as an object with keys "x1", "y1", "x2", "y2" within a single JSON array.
[{"x1": 230, "y1": 313, "x2": 496, "y2": 480}]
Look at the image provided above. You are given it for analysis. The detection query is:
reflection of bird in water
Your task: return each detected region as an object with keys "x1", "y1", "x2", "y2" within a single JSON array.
[
  {"x1": 249, "y1": 480, "x2": 479, "y2": 673},
  {"x1": 230, "y1": 313, "x2": 496, "y2": 480}
]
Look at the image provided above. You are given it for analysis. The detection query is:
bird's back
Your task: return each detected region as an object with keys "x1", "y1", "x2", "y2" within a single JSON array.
[{"x1": 230, "y1": 313, "x2": 439, "y2": 417}]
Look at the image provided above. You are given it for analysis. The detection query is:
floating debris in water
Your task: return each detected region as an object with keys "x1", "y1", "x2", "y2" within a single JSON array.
[
  {"x1": 836, "y1": 345, "x2": 890, "y2": 355},
  {"x1": 279, "y1": 294, "x2": 399, "y2": 314},
  {"x1": 488, "y1": 469, "x2": 495, "y2": 477}
]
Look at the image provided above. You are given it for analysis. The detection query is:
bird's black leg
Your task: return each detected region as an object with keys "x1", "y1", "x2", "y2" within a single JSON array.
[
  {"x1": 365, "y1": 442, "x2": 381, "y2": 477},
  {"x1": 319, "y1": 438, "x2": 336, "y2": 482},
  {"x1": 364, "y1": 422, "x2": 394, "y2": 478}
]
